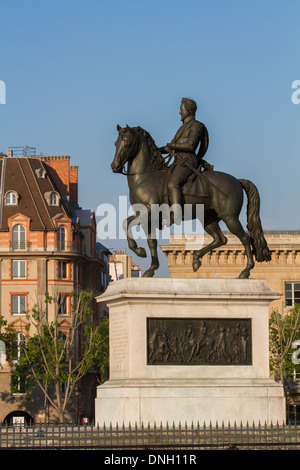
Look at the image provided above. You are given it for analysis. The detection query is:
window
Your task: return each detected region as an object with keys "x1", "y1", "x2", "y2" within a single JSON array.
[
  {"x1": 12, "y1": 224, "x2": 26, "y2": 250},
  {"x1": 131, "y1": 269, "x2": 141, "y2": 278},
  {"x1": 50, "y1": 192, "x2": 58, "y2": 206},
  {"x1": 57, "y1": 226, "x2": 66, "y2": 250},
  {"x1": 0, "y1": 340, "x2": 6, "y2": 366},
  {"x1": 285, "y1": 282, "x2": 300, "y2": 307},
  {"x1": 44, "y1": 191, "x2": 60, "y2": 206},
  {"x1": 12, "y1": 332, "x2": 26, "y2": 363},
  {"x1": 58, "y1": 261, "x2": 68, "y2": 279},
  {"x1": 11, "y1": 295, "x2": 26, "y2": 315},
  {"x1": 99, "y1": 270, "x2": 108, "y2": 291},
  {"x1": 58, "y1": 294, "x2": 70, "y2": 315},
  {"x1": 12, "y1": 333, "x2": 26, "y2": 394},
  {"x1": 5, "y1": 191, "x2": 18, "y2": 205},
  {"x1": 17, "y1": 333, "x2": 26, "y2": 360},
  {"x1": 36, "y1": 168, "x2": 45, "y2": 178},
  {"x1": 12, "y1": 260, "x2": 26, "y2": 279}
]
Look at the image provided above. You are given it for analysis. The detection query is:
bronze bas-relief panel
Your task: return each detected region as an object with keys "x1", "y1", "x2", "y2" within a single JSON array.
[{"x1": 147, "y1": 318, "x2": 252, "y2": 365}]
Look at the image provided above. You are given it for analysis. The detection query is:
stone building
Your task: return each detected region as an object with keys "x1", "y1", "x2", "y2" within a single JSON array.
[
  {"x1": 161, "y1": 231, "x2": 300, "y2": 315},
  {"x1": 109, "y1": 249, "x2": 142, "y2": 281},
  {"x1": 0, "y1": 151, "x2": 107, "y2": 424}
]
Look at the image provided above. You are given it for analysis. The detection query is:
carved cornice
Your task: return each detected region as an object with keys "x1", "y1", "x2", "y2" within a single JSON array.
[{"x1": 161, "y1": 233, "x2": 300, "y2": 267}]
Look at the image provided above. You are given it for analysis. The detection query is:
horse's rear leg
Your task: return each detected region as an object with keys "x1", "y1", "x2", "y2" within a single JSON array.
[
  {"x1": 193, "y1": 221, "x2": 227, "y2": 272},
  {"x1": 223, "y1": 216, "x2": 255, "y2": 279}
]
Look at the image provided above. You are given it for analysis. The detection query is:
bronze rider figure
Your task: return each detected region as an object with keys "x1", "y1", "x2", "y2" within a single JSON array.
[{"x1": 159, "y1": 98, "x2": 210, "y2": 224}]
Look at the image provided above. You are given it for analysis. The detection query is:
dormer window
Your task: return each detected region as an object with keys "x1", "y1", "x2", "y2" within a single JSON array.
[
  {"x1": 50, "y1": 192, "x2": 58, "y2": 205},
  {"x1": 44, "y1": 191, "x2": 60, "y2": 206},
  {"x1": 5, "y1": 191, "x2": 18, "y2": 205},
  {"x1": 12, "y1": 224, "x2": 26, "y2": 250},
  {"x1": 57, "y1": 226, "x2": 66, "y2": 250},
  {"x1": 35, "y1": 168, "x2": 46, "y2": 179}
]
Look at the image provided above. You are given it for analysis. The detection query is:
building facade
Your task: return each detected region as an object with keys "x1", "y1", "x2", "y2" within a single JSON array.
[
  {"x1": 0, "y1": 152, "x2": 107, "y2": 424},
  {"x1": 161, "y1": 231, "x2": 300, "y2": 315},
  {"x1": 109, "y1": 249, "x2": 141, "y2": 281}
]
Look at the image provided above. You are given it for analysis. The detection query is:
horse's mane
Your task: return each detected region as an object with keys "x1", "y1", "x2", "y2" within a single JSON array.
[{"x1": 133, "y1": 126, "x2": 169, "y2": 172}]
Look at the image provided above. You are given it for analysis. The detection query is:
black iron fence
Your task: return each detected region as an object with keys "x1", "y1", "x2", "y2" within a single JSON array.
[{"x1": 1, "y1": 421, "x2": 300, "y2": 450}]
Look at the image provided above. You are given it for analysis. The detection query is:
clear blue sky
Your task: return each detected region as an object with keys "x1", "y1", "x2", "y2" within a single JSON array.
[{"x1": 0, "y1": 0, "x2": 299, "y2": 276}]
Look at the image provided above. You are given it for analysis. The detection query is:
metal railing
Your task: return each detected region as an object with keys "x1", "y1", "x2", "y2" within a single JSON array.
[
  {"x1": 10, "y1": 241, "x2": 31, "y2": 251},
  {"x1": 7, "y1": 147, "x2": 37, "y2": 157},
  {"x1": 55, "y1": 241, "x2": 87, "y2": 255},
  {"x1": 8, "y1": 240, "x2": 88, "y2": 256},
  {"x1": 1, "y1": 421, "x2": 300, "y2": 450}
]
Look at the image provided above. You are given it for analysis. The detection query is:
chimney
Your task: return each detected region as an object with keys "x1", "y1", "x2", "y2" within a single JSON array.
[
  {"x1": 69, "y1": 165, "x2": 79, "y2": 204},
  {"x1": 39, "y1": 156, "x2": 70, "y2": 197}
]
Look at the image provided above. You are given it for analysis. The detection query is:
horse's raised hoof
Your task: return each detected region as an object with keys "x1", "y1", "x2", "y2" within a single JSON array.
[
  {"x1": 238, "y1": 269, "x2": 250, "y2": 279},
  {"x1": 192, "y1": 258, "x2": 202, "y2": 272},
  {"x1": 135, "y1": 247, "x2": 147, "y2": 258}
]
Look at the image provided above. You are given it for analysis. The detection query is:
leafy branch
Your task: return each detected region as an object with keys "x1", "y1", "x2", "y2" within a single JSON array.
[{"x1": 12, "y1": 290, "x2": 109, "y2": 423}]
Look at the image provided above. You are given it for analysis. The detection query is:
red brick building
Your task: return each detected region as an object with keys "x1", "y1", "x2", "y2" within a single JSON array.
[{"x1": 0, "y1": 152, "x2": 107, "y2": 424}]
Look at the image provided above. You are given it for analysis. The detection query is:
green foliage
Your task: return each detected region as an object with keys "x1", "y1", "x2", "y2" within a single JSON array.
[
  {"x1": 10, "y1": 290, "x2": 109, "y2": 421},
  {"x1": 269, "y1": 304, "x2": 300, "y2": 380},
  {"x1": 87, "y1": 316, "x2": 109, "y2": 383},
  {"x1": 12, "y1": 324, "x2": 67, "y2": 398},
  {"x1": 0, "y1": 315, "x2": 17, "y2": 364}
]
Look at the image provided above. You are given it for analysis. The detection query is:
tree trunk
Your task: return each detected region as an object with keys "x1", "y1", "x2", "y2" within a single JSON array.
[
  {"x1": 280, "y1": 359, "x2": 285, "y2": 387},
  {"x1": 55, "y1": 380, "x2": 64, "y2": 423},
  {"x1": 58, "y1": 409, "x2": 65, "y2": 424}
]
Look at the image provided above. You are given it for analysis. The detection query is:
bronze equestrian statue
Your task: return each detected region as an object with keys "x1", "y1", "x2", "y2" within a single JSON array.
[
  {"x1": 111, "y1": 98, "x2": 271, "y2": 278},
  {"x1": 158, "y1": 98, "x2": 210, "y2": 224}
]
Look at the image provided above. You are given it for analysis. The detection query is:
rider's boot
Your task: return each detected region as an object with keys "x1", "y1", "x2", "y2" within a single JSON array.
[{"x1": 164, "y1": 187, "x2": 183, "y2": 226}]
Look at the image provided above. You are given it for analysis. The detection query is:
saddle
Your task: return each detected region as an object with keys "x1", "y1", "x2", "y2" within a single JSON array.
[
  {"x1": 183, "y1": 160, "x2": 213, "y2": 198},
  {"x1": 163, "y1": 160, "x2": 213, "y2": 204}
]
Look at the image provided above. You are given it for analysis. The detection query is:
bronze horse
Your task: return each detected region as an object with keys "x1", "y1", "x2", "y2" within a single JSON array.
[{"x1": 111, "y1": 125, "x2": 271, "y2": 278}]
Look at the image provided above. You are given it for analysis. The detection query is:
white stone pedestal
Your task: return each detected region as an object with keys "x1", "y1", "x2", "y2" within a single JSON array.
[{"x1": 95, "y1": 278, "x2": 286, "y2": 426}]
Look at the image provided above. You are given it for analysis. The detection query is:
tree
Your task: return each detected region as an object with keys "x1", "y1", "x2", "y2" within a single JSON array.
[
  {"x1": 12, "y1": 290, "x2": 109, "y2": 423},
  {"x1": 0, "y1": 315, "x2": 17, "y2": 364},
  {"x1": 269, "y1": 304, "x2": 300, "y2": 386}
]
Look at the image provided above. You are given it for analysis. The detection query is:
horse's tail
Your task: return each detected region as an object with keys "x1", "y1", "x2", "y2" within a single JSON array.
[{"x1": 239, "y1": 179, "x2": 271, "y2": 263}]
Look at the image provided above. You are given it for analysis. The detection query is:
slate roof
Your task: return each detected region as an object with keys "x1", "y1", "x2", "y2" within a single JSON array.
[
  {"x1": 73, "y1": 209, "x2": 94, "y2": 227},
  {"x1": 0, "y1": 155, "x2": 72, "y2": 231}
]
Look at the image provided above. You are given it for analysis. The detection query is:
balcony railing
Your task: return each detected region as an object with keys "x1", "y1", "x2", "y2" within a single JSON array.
[
  {"x1": 57, "y1": 241, "x2": 69, "y2": 251},
  {"x1": 7, "y1": 240, "x2": 94, "y2": 257},
  {"x1": 57, "y1": 241, "x2": 86, "y2": 254},
  {"x1": 10, "y1": 241, "x2": 31, "y2": 251}
]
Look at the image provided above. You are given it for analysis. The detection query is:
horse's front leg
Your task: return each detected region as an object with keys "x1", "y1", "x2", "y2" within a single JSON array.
[
  {"x1": 122, "y1": 215, "x2": 147, "y2": 258},
  {"x1": 143, "y1": 235, "x2": 159, "y2": 277}
]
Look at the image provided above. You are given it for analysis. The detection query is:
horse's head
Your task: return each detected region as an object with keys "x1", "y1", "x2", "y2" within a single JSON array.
[{"x1": 111, "y1": 125, "x2": 140, "y2": 174}]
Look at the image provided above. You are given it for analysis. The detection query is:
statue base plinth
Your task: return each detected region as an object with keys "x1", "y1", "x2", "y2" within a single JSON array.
[{"x1": 95, "y1": 278, "x2": 285, "y2": 426}]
